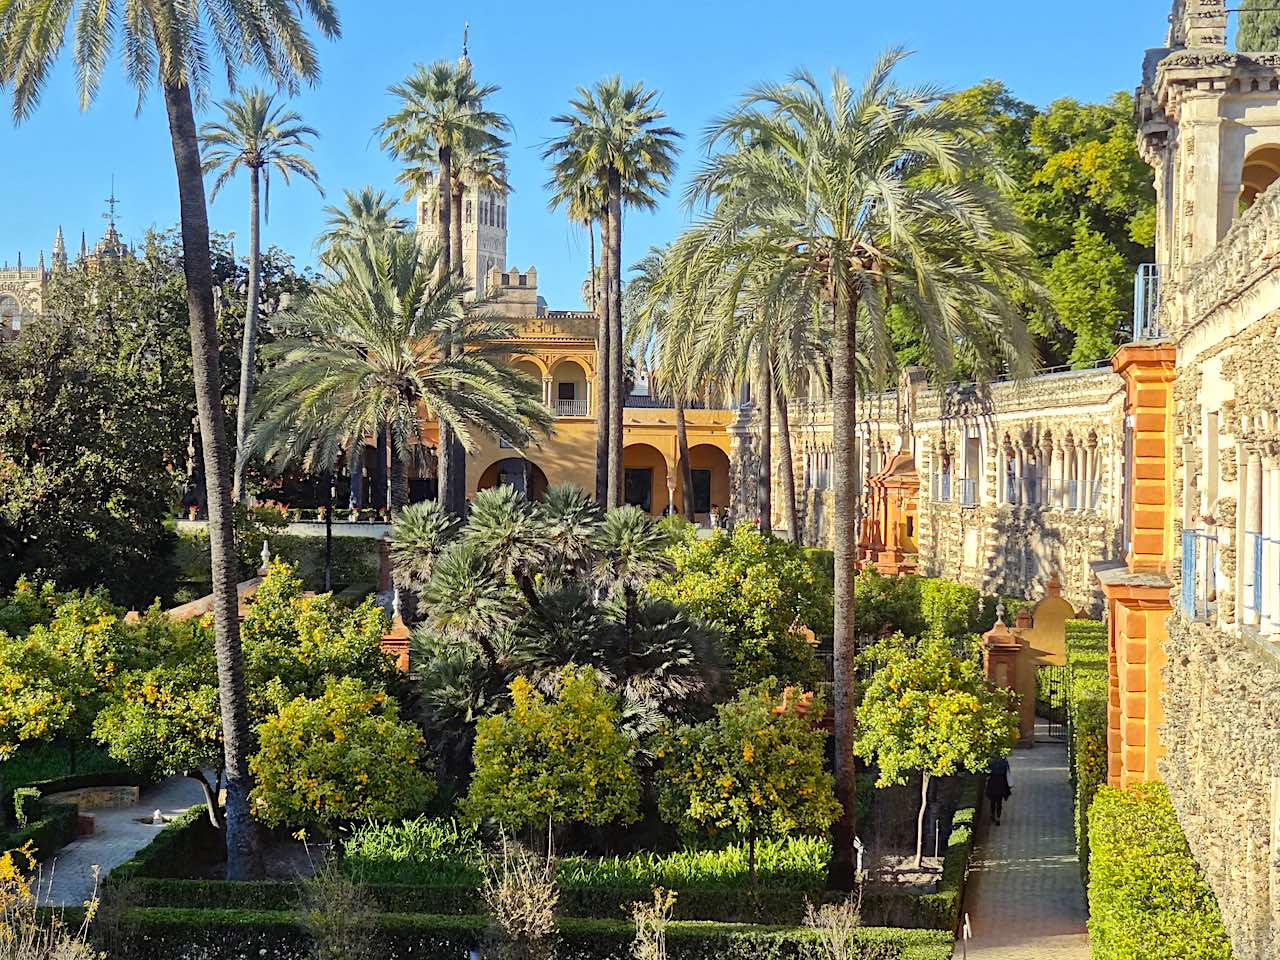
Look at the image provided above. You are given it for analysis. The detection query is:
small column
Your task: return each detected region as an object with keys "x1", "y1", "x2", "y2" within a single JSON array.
[
  {"x1": 1245, "y1": 449, "x2": 1263, "y2": 627},
  {"x1": 1267, "y1": 454, "x2": 1280, "y2": 634},
  {"x1": 542, "y1": 377, "x2": 553, "y2": 408}
]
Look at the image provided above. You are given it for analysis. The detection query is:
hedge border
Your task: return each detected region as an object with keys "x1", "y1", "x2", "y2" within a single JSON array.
[
  {"x1": 109, "y1": 805, "x2": 219, "y2": 882},
  {"x1": 0, "y1": 800, "x2": 78, "y2": 862},
  {"x1": 1064, "y1": 618, "x2": 1108, "y2": 884},
  {"x1": 116, "y1": 907, "x2": 955, "y2": 960}
]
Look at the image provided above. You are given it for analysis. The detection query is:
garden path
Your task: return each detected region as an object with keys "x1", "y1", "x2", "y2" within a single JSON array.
[
  {"x1": 39, "y1": 775, "x2": 204, "y2": 907},
  {"x1": 953, "y1": 725, "x2": 1091, "y2": 959}
]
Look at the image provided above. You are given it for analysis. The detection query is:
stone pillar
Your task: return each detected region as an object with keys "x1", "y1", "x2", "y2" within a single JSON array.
[
  {"x1": 542, "y1": 377, "x2": 553, "y2": 407},
  {"x1": 1051, "y1": 441, "x2": 1065, "y2": 510},
  {"x1": 982, "y1": 616, "x2": 1035, "y2": 748},
  {"x1": 1267, "y1": 454, "x2": 1280, "y2": 635}
]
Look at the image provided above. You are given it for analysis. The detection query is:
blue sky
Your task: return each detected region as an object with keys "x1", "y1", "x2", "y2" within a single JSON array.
[{"x1": 1, "y1": 0, "x2": 1171, "y2": 310}]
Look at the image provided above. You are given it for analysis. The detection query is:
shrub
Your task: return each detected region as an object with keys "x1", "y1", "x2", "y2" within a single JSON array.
[
  {"x1": 481, "y1": 838, "x2": 560, "y2": 960},
  {"x1": 173, "y1": 527, "x2": 379, "y2": 592},
  {"x1": 1087, "y1": 783, "x2": 1232, "y2": 960},
  {"x1": 630, "y1": 887, "x2": 678, "y2": 960},
  {"x1": 250, "y1": 677, "x2": 433, "y2": 833},
  {"x1": 342, "y1": 817, "x2": 484, "y2": 886},
  {"x1": 304, "y1": 862, "x2": 380, "y2": 960},
  {"x1": 653, "y1": 523, "x2": 828, "y2": 686},
  {"x1": 12, "y1": 788, "x2": 39, "y2": 827},
  {"x1": 852, "y1": 571, "x2": 924, "y2": 641},
  {"x1": 0, "y1": 801, "x2": 77, "y2": 862},
  {"x1": 916, "y1": 580, "x2": 982, "y2": 640},
  {"x1": 1064, "y1": 619, "x2": 1108, "y2": 882},
  {"x1": 109, "y1": 806, "x2": 220, "y2": 881},
  {"x1": 466, "y1": 668, "x2": 640, "y2": 831},
  {"x1": 558, "y1": 838, "x2": 830, "y2": 893},
  {"x1": 656, "y1": 684, "x2": 840, "y2": 887}
]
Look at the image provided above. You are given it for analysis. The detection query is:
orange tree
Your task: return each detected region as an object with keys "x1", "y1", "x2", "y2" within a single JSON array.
[
  {"x1": 855, "y1": 634, "x2": 1017, "y2": 867},
  {"x1": 250, "y1": 677, "x2": 432, "y2": 835},
  {"x1": 465, "y1": 668, "x2": 639, "y2": 832},
  {"x1": 655, "y1": 682, "x2": 840, "y2": 887}
]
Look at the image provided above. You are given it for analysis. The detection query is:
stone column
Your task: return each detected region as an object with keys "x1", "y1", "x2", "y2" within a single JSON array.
[
  {"x1": 1245, "y1": 449, "x2": 1263, "y2": 628},
  {"x1": 542, "y1": 377, "x2": 553, "y2": 408},
  {"x1": 1267, "y1": 454, "x2": 1280, "y2": 635},
  {"x1": 1051, "y1": 441, "x2": 1065, "y2": 510}
]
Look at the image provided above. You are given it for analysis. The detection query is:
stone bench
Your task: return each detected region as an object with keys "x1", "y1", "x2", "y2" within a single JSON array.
[{"x1": 43, "y1": 785, "x2": 140, "y2": 812}]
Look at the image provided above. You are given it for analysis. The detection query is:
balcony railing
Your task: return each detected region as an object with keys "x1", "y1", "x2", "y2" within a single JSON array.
[
  {"x1": 957, "y1": 478, "x2": 978, "y2": 506},
  {"x1": 932, "y1": 476, "x2": 976, "y2": 505},
  {"x1": 1181, "y1": 528, "x2": 1219, "y2": 623},
  {"x1": 622, "y1": 394, "x2": 708, "y2": 409},
  {"x1": 554, "y1": 398, "x2": 589, "y2": 417},
  {"x1": 1133, "y1": 263, "x2": 1165, "y2": 341}
]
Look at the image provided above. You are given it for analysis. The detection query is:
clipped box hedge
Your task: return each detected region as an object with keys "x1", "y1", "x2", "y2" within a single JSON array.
[
  {"x1": 1087, "y1": 783, "x2": 1232, "y2": 960},
  {"x1": 115, "y1": 907, "x2": 954, "y2": 960},
  {"x1": 0, "y1": 800, "x2": 78, "y2": 862},
  {"x1": 174, "y1": 529, "x2": 379, "y2": 593},
  {"x1": 1064, "y1": 618, "x2": 1108, "y2": 883},
  {"x1": 110, "y1": 806, "x2": 220, "y2": 882}
]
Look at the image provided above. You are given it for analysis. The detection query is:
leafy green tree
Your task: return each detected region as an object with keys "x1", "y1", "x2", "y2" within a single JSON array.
[
  {"x1": 0, "y1": 0, "x2": 341, "y2": 882},
  {"x1": 248, "y1": 232, "x2": 551, "y2": 518},
  {"x1": 250, "y1": 677, "x2": 433, "y2": 833},
  {"x1": 544, "y1": 78, "x2": 682, "y2": 507},
  {"x1": 671, "y1": 56, "x2": 1041, "y2": 883},
  {"x1": 1046, "y1": 224, "x2": 1132, "y2": 365},
  {"x1": 656, "y1": 683, "x2": 841, "y2": 887},
  {"x1": 1239, "y1": 0, "x2": 1280, "y2": 51},
  {"x1": 856, "y1": 635, "x2": 1017, "y2": 866},
  {"x1": 465, "y1": 668, "x2": 640, "y2": 831},
  {"x1": 652, "y1": 523, "x2": 827, "y2": 686},
  {"x1": 200, "y1": 87, "x2": 323, "y2": 502}
]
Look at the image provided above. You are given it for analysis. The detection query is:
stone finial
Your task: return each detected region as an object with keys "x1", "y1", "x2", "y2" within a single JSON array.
[
  {"x1": 995, "y1": 600, "x2": 1006, "y2": 626},
  {"x1": 258, "y1": 540, "x2": 271, "y2": 576},
  {"x1": 392, "y1": 586, "x2": 403, "y2": 623}
]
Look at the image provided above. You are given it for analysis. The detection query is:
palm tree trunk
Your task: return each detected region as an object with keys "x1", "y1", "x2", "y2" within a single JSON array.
[
  {"x1": 324, "y1": 470, "x2": 333, "y2": 592},
  {"x1": 387, "y1": 423, "x2": 409, "y2": 519},
  {"x1": 232, "y1": 165, "x2": 262, "y2": 503},
  {"x1": 829, "y1": 283, "x2": 859, "y2": 891},
  {"x1": 160, "y1": 74, "x2": 263, "y2": 882},
  {"x1": 588, "y1": 219, "x2": 598, "y2": 312},
  {"x1": 774, "y1": 375, "x2": 800, "y2": 544},
  {"x1": 757, "y1": 349, "x2": 772, "y2": 537},
  {"x1": 607, "y1": 176, "x2": 625, "y2": 510},
  {"x1": 595, "y1": 211, "x2": 611, "y2": 507},
  {"x1": 437, "y1": 146, "x2": 453, "y2": 279},
  {"x1": 675, "y1": 395, "x2": 695, "y2": 521},
  {"x1": 451, "y1": 184, "x2": 464, "y2": 280},
  {"x1": 436, "y1": 148, "x2": 462, "y2": 516}
]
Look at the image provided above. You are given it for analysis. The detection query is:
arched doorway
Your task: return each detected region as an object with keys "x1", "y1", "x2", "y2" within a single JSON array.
[
  {"x1": 676, "y1": 443, "x2": 731, "y2": 522},
  {"x1": 622, "y1": 443, "x2": 669, "y2": 515},
  {"x1": 1240, "y1": 144, "x2": 1280, "y2": 210},
  {"x1": 550, "y1": 358, "x2": 590, "y2": 418},
  {"x1": 477, "y1": 457, "x2": 549, "y2": 500}
]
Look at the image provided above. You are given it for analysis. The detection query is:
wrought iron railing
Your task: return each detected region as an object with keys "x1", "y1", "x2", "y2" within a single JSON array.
[
  {"x1": 554, "y1": 398, "x2": 589, "y2": 417},
  {"x1": 1181, "y1": 527, "x2": 1220, "y2": 623},
  {"x1": 1133, "y1": 263, "x2": 1165, "y2": 341}
]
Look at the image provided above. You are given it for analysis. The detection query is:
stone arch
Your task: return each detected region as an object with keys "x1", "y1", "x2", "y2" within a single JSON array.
[
  {"x1": 622, "y1": 442, "x2": 670, "y2": 515},
  {"x1": 550, "y1": 357, "x2": 590, "y2": 417},
  {"x1": 1240, "y1": 143, "x2": 1280, "y2": 210},
  {"x1": 510, "y1": 355, "x2": 549, "y2": 379},
  {"x1": 476, "y1": 457, "x2": 549, "y2": 500},
  {"x1": 677, "y1": 443, "x2": 731, "y2": 520},
  {"x1": 0, "y1": 294, "x2": 20, "y2": 337}
]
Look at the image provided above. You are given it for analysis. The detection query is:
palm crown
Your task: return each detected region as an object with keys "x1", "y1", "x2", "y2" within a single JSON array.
[{"x1": 317, "y1": 187, "x2": 410, "y2": 259}]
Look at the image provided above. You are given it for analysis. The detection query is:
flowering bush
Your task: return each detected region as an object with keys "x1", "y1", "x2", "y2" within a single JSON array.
[{"x1": 466, "y1": 668, "x2": 640, "y2": 830}]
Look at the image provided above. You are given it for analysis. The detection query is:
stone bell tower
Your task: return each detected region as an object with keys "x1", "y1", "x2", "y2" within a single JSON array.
[{"x1": 1139, "y1": 0, "x2": 1280, "y2": 284}]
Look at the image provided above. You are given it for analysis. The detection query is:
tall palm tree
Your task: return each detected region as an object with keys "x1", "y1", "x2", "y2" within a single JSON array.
[
  {"x1": 674, "y1": 55, "x2": 1041, "y2": 887},
  {"x1": 248, "y1": 232, "x2": 552, "y2": 519},
  {"x1": 379, "y1": 58, "x2": 510, "y2": 515},
  {"x1": 544, "y1": 78, "x2": 682, "y2": 508},
  {"x1": 0, "y1": 0, "x2": 341, "y2": 882},
  {"x1": 625, "y1": 246, "x2": 697, "y2": 522},
  {"x1": 317, "y1": 186, "x2": 409, "y2": 260},
  {"x1": 200, "y1": 88, "x2": 323, "y2": 503}
]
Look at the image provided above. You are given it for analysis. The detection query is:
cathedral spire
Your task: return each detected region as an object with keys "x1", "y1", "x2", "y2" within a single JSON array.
[
  {"x1": 52, "y1": 226, "x2": 67, "y2": 270},
  {"x1": 458, "y1": 22, "x2": 471, "y2": 71},
  {"x1": 80, "y1": 231, "x2": 88, "y2": 261}
]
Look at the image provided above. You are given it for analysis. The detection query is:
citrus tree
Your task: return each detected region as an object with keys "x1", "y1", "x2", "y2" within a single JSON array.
[
  {"x1": 250, "y1": 677, "x2": 432, "y2": 834},
  {"x1": 465, "y1": 668, "x2": 639, "y2": 831},
  {"x1": 856, "y1": 635, "x2": 1017, "y2": 866},
  {"x1": 656, "y1": 683, "x2": 841, "y2": 886},
  {"x1": 652, "y1": 523, "x2": 828, "y2": 686}
]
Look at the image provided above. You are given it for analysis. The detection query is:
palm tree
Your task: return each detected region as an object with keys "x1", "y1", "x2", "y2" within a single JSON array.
[
  {"x1": 0, "y1": 0, "x2": 341, "y2": 882},
  {"x1": 625, "y1": 246, "x2": 698, "y2": 522},
  {"x1": 593, "y1": 506, "x2": 673, "y2": 656},
  {"x1": 544, "y1": 78, "x2": 682, "y2": 508},
  {"x1": 317, "y1": 186, "x2": 409, "y2": 259},
  {"x1": 463, "y1": 485, "x2": 550, "y2": 614},
  {"x1": 200, "y1": 88, "x2": 323, "y2": 503},
  {"x1": 674, "y1": 55, "x2": 1041, "y2": 887},
  {"x1": 248, "y1": 232, "x2": 552, "y2": 520},
  {"x1": 391, "y1": 499, "x2": 461, "y2": 591},
  {"x1": 379, "y1": 58, "x2": 510, "y2": 515},
  {"x1": 537, "y1": 483, "x2": 603, "y2": 587}
]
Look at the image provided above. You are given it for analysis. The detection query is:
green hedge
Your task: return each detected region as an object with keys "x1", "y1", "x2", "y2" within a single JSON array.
[
  {"x1": 1087, "y1": 783, "x2": 1232, "y2": 960},
  {"x1": 174, "y1": 530, "x2": 379, "y2": 592},
  {"x1": 114, "y1": 907, "x2": 954, "y2": 960},
  {"x1": 110, "y1": 805, "x2": 220, "y2": 881},
  {"x1": 0, "y1": 800, "x2": 78, "y2": 861},
  {"x1": 1064, "y1": 618, "x2": 1108, "y2": 883}
]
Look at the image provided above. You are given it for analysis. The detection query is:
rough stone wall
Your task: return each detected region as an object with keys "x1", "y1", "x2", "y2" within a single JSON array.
[{"x1": 1160, "y1": 612, "x2": 1280, "y2": 960}]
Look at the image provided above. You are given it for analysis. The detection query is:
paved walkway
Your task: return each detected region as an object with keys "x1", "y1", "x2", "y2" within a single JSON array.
[
  {"x1": 955, "y1": 727, "x2": 1091, "y2": 959},
  {"x1": 40, "y1": 775, "x2": 205, "y2": 906}
]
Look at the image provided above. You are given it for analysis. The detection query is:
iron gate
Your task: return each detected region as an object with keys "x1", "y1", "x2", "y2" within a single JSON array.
[{"x1": 1036, "y1": 664, "x2": 1069, "y2": 740}]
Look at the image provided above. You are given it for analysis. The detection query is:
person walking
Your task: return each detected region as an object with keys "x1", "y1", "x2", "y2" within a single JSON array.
[{"x1": 986, "y1": 754, "x2": 1012, "y2": 825}]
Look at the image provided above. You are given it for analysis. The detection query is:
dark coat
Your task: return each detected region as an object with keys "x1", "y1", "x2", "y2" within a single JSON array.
[{"x1": 986, "y1": 757, "x2": 1012, "y2": 800}]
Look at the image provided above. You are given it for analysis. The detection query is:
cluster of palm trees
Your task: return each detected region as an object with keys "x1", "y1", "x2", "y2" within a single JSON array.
[{"x1": 1, "y1": 0, "x2": 1043, "y2": 889}]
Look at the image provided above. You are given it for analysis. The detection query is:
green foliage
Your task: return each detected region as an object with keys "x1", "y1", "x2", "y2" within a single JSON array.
[
  {"x1": 173, "y1": 528, "x2": 379, "y2": 593},
  {"x1": 1087, "y1": 783, "x2": 1233, "y2": 960},
  {"x1": 1045, "y1": 224, "x2": 1131, "y2": 365},
  {"x1": 656, "y1": 684, "x2": 840, "y2": 862},
  {"x1": 0, "y1": 799, "x2": 77, "y2": 862},
  {"x1": 342, "y1": 818, "x2": 485, "y2": 886},
  {"x1": 558, "y1": 838, "x2": 830, "y2": 893},
  {"x1": 1239, "y1": 0, "x2": 1280, "y2": 50},
  {"x1": 1064, "y1": 619, "x2": 1109, "y2": 883},
  {"x1": 11, "y1": 786, "x2": 39, "y2": 827},
  {"x1": 466, "y1": 668, "x2": 640, "y2": 830},
  {"x1": 653, "y1": 524, "x2": 828, "y2": 686},
  {"x1": 110, "y1": 806, "x2": 222, "y2": 882},
  {"x1": 853, "y1": 571, "x2": 924, "y2": 641},
  {"x1": 250, "y1": 677, "x2": 432, "y2": 832},
  {"x1": 916, "y1": 580, "x2": 982, "y2": 643},
  {"x1": 855, "y1": 635, "x2": 1016, "y2": 789}
]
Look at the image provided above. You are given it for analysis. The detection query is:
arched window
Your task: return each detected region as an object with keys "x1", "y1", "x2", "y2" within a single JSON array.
[
  {"x1": 1241, "y1": 144, "x2": 1280, "y2": 211},
  {"x1": 0, "y1": 295, "x2": 20, "y2": 335}
]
